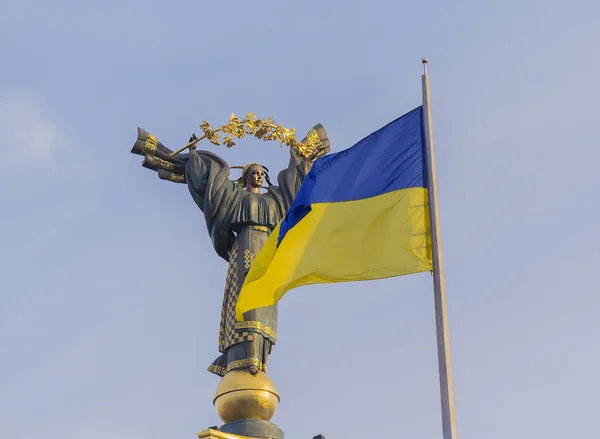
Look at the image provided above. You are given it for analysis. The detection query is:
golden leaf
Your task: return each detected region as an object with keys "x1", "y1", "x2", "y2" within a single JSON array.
[
  {"x1": 232, "y1": 128, "x2": 245, "y2": 139},
  {"x1": 255, "y1": 127, "x2": 268, "y2": 139},
  {"x1": 206, "y1": 131, "x2": 221, "y2": 146},
  {"x1": 223, "y1": 136, "x2": 236, "y2": 147}
]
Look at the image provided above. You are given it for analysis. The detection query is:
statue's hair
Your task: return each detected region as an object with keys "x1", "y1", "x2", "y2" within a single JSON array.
[{"x1": 231, "y1": 163, "x2": 271, "y2": 188}]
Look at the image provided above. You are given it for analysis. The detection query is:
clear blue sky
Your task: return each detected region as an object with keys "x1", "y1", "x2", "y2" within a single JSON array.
[{"x1": 1, "y1": 1, "x2": 599, "y2": 438}]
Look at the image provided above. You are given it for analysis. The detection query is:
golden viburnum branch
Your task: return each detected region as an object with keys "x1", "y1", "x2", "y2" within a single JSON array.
[{"x1": 168, "y1": 112, "x2": 321, "y2": 158}]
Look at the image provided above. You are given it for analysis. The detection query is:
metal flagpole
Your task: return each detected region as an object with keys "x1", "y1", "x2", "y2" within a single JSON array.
[{"x1": 421, "y1": 58, "x2": 458, "y2": 439}]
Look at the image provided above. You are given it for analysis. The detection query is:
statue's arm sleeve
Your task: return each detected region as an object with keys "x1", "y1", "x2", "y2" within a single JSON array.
[
  {"x1": 185, "y1": 150, "x2": 240, "y2": 261},
  {"x1": 274, "y1": 150, "x2": 312, "y2": 212},
  {"x1": 185, "y1": 149, "x2": 238, "y2": 213}
]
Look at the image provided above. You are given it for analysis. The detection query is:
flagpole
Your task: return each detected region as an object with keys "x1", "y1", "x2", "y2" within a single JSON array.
[{"x1": 421, "y1": 58, "x2": 458, "y2": 439}]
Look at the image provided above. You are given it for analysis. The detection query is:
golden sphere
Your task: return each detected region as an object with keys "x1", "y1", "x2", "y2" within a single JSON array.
[{"x1": 213, "y1": 370, "x2": 280, "y2": 423}]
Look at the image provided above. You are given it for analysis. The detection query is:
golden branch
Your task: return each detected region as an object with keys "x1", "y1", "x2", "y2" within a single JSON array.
[{"x1": 168, "y1": 112, "x2": 322, "y2": 158}]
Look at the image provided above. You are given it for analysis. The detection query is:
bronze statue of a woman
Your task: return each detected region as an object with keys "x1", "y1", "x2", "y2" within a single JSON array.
[{"x1": 130, "y1": 123, "x2": 330, "y2": 378}]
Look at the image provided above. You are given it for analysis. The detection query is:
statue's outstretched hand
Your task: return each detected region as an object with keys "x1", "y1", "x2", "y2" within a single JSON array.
[
  {"x1": 319, "y1": 142, "x2": 331, "y2": 156},
  {"x1": 290, "y1": 142, "x2": 330, "y2": 161},
  {"x1": 188, "y1": 134, "x2": 198, "y2": 152},
  {"x1": 308, "y1": 144, "x2": 330, "y2": 162}
]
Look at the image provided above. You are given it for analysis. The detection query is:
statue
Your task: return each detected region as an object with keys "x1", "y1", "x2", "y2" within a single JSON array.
[{"x1": 130, "y1": 114, "x2": 330, "y2": 379}]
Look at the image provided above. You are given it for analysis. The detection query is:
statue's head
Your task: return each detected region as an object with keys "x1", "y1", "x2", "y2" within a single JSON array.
[
  {"x1": 244, "y1": 164, "x2": 264, "y2": 189},
  {"x1": 238, "y1": 163, "x2": 272, "y2": 192},
  {"x1": 233, "y1": 163, "x2": 271, "y2": 191}
]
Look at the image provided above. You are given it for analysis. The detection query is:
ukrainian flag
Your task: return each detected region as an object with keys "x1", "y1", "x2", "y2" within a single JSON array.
[{"x1": 236, "y1": 106, "x2": 432, "y2": 320}]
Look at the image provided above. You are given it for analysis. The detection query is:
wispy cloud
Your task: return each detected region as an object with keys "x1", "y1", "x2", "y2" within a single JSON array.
[
  {"x1": 0, "y1": 89, "x2": 61, "y2": 160},
  {"x1": 0, "y1": 88, "x2": 85, "y2": 175}
]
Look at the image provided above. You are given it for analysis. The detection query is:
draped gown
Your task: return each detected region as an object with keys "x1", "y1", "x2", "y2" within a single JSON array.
[{"x1": 185, "y1": 149, "x2": 312, "y2": 376}]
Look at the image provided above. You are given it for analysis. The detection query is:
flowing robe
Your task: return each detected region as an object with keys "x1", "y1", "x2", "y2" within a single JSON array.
[{"x1": 185, "y1": 149, "x2": 310, "y2": 376}]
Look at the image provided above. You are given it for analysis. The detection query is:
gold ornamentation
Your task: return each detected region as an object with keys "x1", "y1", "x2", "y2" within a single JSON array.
[
  {"x1": 252, "y1": 225, "x2": 270, "y2": 233},
  {"x1": 304, "y1": 128, "x2": 321, "y2": 149},
  {"x1": 208, "y1": 364, "x2": 225, "y2": 376},
  {"x1": 224, "y1": 358, "x2": 267, "y2": 374},
  {"x1": 170, "y1": 112, "x2": 323, "y2": 158},
  {"x1": 197, "y1": 428, "x2": 250, "y2": 439},
  {"x1": 169, "y1": 174, "x2": 185, "y2": 183},
  {"x1": 198, "y1": 428, "x2": 244, "y2": 439},
  {"x1": 244, "y1": 249, "x2": 255, "y2": 269},
  {"x1": 234, "y1": 321, "x2": 277, "y2": 341},
  {"x1": 143, "y1": 134, "x2": 158, "y2": 154},
  {"x1": 207, "y1": 358, "x2": 268, "y2": 378},
  {"x1": 153, "y1": 156, "x2": 174, "y2": 171}
]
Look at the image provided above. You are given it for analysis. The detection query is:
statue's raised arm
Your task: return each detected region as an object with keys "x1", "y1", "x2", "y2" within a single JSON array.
[
  {"x1": 268, "y1": 124, "x2": 330, "y2": 213},
  {"x1": 131, "y1": 129, "x2": 241, "y2": 261},
  {"x1": 185, "y1": 146, "x2": 241, "y2": 262}
]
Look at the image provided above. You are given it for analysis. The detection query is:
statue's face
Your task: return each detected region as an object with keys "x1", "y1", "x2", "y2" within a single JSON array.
[{"x1": 245, "y1": 164, "x2": 265, "y2": 189}]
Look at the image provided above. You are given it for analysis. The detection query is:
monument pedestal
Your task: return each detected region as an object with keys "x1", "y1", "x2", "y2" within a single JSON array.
[
  {"x1": 218, "y1": 419, "x2": 284, "y2": 439},
  {"x1": 198, "y1": 421, "x2": 284, "y2": 439},
  {"x1": 198, "y1": 428, "x2": 254, "y2": 439}
]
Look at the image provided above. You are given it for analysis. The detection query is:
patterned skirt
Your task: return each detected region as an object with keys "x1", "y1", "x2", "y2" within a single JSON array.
[{"x1": 208, "y1": 225, "x2": 278, "y2": 377}]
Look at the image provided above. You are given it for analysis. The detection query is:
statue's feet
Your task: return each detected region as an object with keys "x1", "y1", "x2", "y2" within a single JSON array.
[{"x1": 248, "y1": 365, "x2": 259, "y2": 375}]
